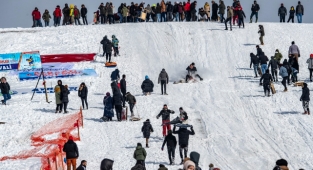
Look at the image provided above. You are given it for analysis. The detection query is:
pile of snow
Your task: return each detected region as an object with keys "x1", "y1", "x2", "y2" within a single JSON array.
[{"x1": 0, "y1": 22, "x2": 313, "y2": 169}]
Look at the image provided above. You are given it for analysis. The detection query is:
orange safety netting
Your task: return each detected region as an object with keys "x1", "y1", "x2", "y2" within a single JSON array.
[{"x1": 0, "y1": 109, "x2": 83, "y2": 170}]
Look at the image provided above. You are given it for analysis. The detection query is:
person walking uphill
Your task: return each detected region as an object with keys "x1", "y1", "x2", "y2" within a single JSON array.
[
  {"x1": 125, "y1": 92, "x2": 136, "y2": 117},
  {"x1": 157, "y1": 104, "x2": 175, "y2": 137},
  {"x1": 141, "y1": 75, "x2": 154, "y2": 96},
  {"x1": 63, "y1": 136, "x2": 79, "y2": 170},
  {"x1": 289, "y1": 41, "x2": 300, "y2": 62},
  {"x1": 260, "y1": 69, "x2": 273, "y2": 97},
  {"x1": 100, "y1": 35, "x2": 109, "y2": 56},
  {"x1": 120, "y1": 74, "x2": 126, "y2": 107},
  {"x1": 105, "y1": 40, "x2": 113, "y2": 63},
  {"x1": 279, "y1": 60, "x2": 289, "y2": 92},
  {"x1": 173, "y1": 124, "x2": 195, "y2": 164},
  {"x1": 112, "y1": 35, "x2": 119, "y2": 56},
  {"x1": 300, "y1": 83, "x2": 310, "y2": 115},
  {"x1": 158, "y1": 68, "x2": 169, "y2": 95},
  {"x1": 133, "y1": 143, "x2": 147, "y2": 167},
  {"x1": 258, "y1": 25, "x2": 265, "y2": 45},
  {"x1": 250, "y1": 53, "x2": 259, "y2": 78},
  {"x1": 61, "y1": 85, "x2": 70, "y2": 113},
  {"x1": 102, "y1": 92, "x2": 114, "y2": 121},
  {"x1": 161, "y1": 130, "x2": 177, "y2": 165},
  {"x1": 250, "y1": 0, "x2": 260, "y2": 23},
  {"x1": 259, "y1": 52, "x2": 268, "y2": 74},
  {"x1": 224, "y1": 6, "x2": 233, "y2": 31},
  {"x1": 278, "y1": 3, "x2": 287, "y2": 23},
  {"x1": 142, "y1": 119, "x2": 154, "y2": 148},
  {"x1": 112, "y1": 90, "x2": 123, "y2": 121},
  {"x1": 268, "y1": 56, "x2": 279, "y2": 82},
  {"x1": 78, "y1": 82, "x2": 88, "y2": 110},
  {"x1": 306, "y1": 54, "x2": 313, "y2": 82},
  {"x1": 296, "y1": 1, "x2": 304, "y2": 23},
  {"x1": 274, "y1": 49, "x2": 283, "y2": 64},
  {"x1": 111, "y1": 69, "x2": 120, "y2": 82},
  {"x1": 0, "y1": 77, "x2": 11, "y2": 105}
]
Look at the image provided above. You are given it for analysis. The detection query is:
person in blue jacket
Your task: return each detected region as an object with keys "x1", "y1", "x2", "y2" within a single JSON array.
[
  {"x1": 279, "y1": 60, "x2": 289, "y2": 92},
  {"x1": 111, "y1": 69, "x2": 120, "y2": 81},
  {"x1": 112, "y1": 35, "x2": 119, "y2": 56},
  {"x1": 102, "y1": 92, "x2": 114, "y2": 121}
]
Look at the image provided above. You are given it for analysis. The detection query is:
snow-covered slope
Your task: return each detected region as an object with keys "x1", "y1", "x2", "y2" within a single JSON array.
[{"x1": 0, "y1": 22, "x2": 313, "y2": 170}]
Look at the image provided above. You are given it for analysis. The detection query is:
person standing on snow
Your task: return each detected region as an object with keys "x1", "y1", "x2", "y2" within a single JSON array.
[
  {"x1": 100, "y1": 35, "x2": 109, "y2": 56},
  {"x1": 186, "y1": 63, "x2": 203, "y2": 82},
  {"x1": 173, "y1": 124, "x2": 195, "y2": 164},
  {"x1": 63, "y1": 136, "x2": 79, "y2": 170},
  {"x1": 161, "y1": 130, "x2": 177, "y2": 165},
  {"x1": 74, "y1": 5, "x2": 81, "y2": 25},
  {"x1": 268, "y1": 56, "x2": 279, "y2": 82},
  {"x1": 102, "y1": 92, "x2": 114, "y2": 121},
  {"x1": 237, "y1": 8, "x2": 246, "y2": 28},
  {"x1": 258, "y1": 25, "x2": 265, "y2": 45},
  {"x1": 250, "y1": 0, "x2": 260, "y2": 23},
  {"x1": 218, "y1": 0, "x2": 225, "y2": 23},
  {"x1": 54, "y1": 5, "x2": 62, "y2": 26},
  {"x1": 260, "y1": 69, "x2": 273, "y2": 97},
  {"x1": 32, "y1": 7, "x2": 43, "y2": 27},
  {"x1": 300, "y1": 83, "x2": 310, "y2": 115},
  {"x1": 274, "y1": 49, "x2": 283, "y2": 64},
  {"x1": 81, "y1": 4, "x2": 88, "y2": 25},
  {"x1": 112, "y1": 35, "x2": 119, "y2": 56},
  {"x1": 287, "y1": 6, "x2": 295, "y2": 23},
  {"x1": 211, "y1": 1, "x2": 218, "y2": 22},
  {"x1": 133, "y1": 143, "x2": 147, "y2": 167},
  {"x1": 258, "y1": 52, "x2": 268, "y2": 74},
  {"x1": 179, "y1": 107, "x2": 189, "y2": 124},
  {"x1": 141, "y1": 75, "x2": 154, "y2": 95},
  {"x1": 125, "y1": 92, "x2": 136, "y2": 117},
  {"x1": 54, "y1": 84, "x2": 62, "y2": 113},
  {"x1": 120, "y1": 74, "x2": 126, "y2": 107},
  {"x1": 157, "y1": 104, "x2": 175, "y2": 136},
  {"x1": 78, "y1": 82, "x2": 88, "y2": 110},
  {"x1": 158, "y1": 68, "x2": 169, "y2": 95},
  {"x1": 250, "y1": 53, "x2": 259, "y2": 78},
  {"x1": 142, "y1": 119, "x2": 154, "y2": 148},
  {"x1": 279, "y1": 60, "x2": 289, "y2": 92},
  {"x1": 42, "y1": 9, "x2": 51, "y2": 27},
  {"x1": 112, "y1": 89, "x2": 123, "y2": 121},
  {"x1": 224, "y1": 6, "x2": 233, "y2": 31},
  {"x1": 289, "y1": 41, "x2": 300, "y2": 62},
  {"x1": 296, "y1": 1, "x2": 304, "y2": 23},
  {"x1": 61, "y1": 85, "x2": 70, "y2": 113},
  {"x1": 0, "y1": 77, "x2": 11, "y2": 105},
  {"x1": 278, "y1": 3, "x2": 287, "y2": 23},
  {"x1": 76, "y1": 160, "x2": 87, "y2": 170},
  {"x1": 306, "y1": 54, "x2": 313, "y2": 82},
  {"x1": 62, "y1": 3, "x2": 70, "y2": 25}
]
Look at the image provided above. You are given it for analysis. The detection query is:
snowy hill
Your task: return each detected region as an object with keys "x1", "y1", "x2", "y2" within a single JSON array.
[{"x1": 0, "y1": 22, "x2": 313, "y2": 170}]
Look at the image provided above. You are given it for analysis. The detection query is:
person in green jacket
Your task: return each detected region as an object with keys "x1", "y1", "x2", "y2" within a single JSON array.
[
  {"x1": 158, "y1": 164, "x2": 168, "y2": 170},
  {"x1": 133, "y1": 143, "x2": 147, "y2": 167},
  {"x1": 274, "y1": 49, "x2": 283, "y2": 64},
  {"x1": 122, "y1": 4, "x2": 129, "y2": 23},
  {"x1": 42, "y1": 9, "x2": 51, "y2": 27}
]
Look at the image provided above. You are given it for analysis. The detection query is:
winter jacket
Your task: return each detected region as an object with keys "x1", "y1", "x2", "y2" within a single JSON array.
[
  {"x1": 120, "y1": 78, "x2": 126, "y2": 93},
  {"x1": 125, "y1": 93, "x2": 136, "y2": 104},
  {"x1": 204, "y1": 3, "x2": 210, "y2": 17},
  {"x1": 103, "y1": 96, "x2": 114, "y2": 117},
  {"x1": 306, "y1": 58, "x2": 313, "y2": 69},
  {"x1": 157, "y1": 109, "x2": 175, "y2": 121},
  {"x1": 74, "y1": 8, "x2": 80, "y2": 18},
  {"x1": 111, "y1": 81, "x2": 120, "y2": 95},
  {"x1": 184, "y1": 2, "x2": 191, "y2": 12},
  {"x1": 100, "y1": 37, "x2": 109, "y2": 47},
  {"x1": 268, "y1": 58, "x2": 278, "y2": 70},
  {"x1": 226, "y1": 9, "x2": 233, "y2": 19},
  {"x1": 256, "y1": 47, "x2": 263, "y2": 57},
  {"x1": 78, "y1": 86, "x2": 88, "y2": 98},
  {"x1": 258, "y1": 25, "x2": 265, "y2": 36},
  {"x1": 133, "y1": 145, "x2": 147, "y2": 161},
  {"x1": 178, "y1": 5, "x2": 183, "y2": 13},
  {"x1": 112, "y1": 93, "x2": 123, "y2": 106},
  {"x1": 100, "y1": 158, "x2": 114, "y2": 170},
  {"x1": 161, "y1": 1, "x2": 166, "y2": 12},
  {"x1": 142, "y1": 121, "x2": 154, "y2": 138},
  {"x1": 42, "y1": 12, "x2": 51, "y2": 21},
  {"x1": 60, "y1": 88, "x2": 70, "y2": 103},
  {"x1": 278, "y1": 6, "x2": 287, "y2": 16},
  {"x1": 76, "y1": 164, "x2": 86, "y2": 170},
  {"x1": 296, "y1": 4, "x2": 304, "y2": 15},
  {"x1": 180, "y1": 110, "x2": 188, "y2": 121},
  {"x1": 0, "y1": 82, "x2": 10, "y2": 94},
  {"x1": 107, "y1": 6, "x2": 113, "y2": 15},
  {"x1": 145, "y1": 6, "x2": 152, "y2": 13},
  {"x1": 250, "y1": 53, "x2": 259, "y2": 67},
  {"x1": 122, "y1": 6, "x2": 129, "y2": 17},
  {"x1": 289, "y1": 44, "x2": 300, "y2": 55},
  {"x1": 289, "y1": 7, "x2": 295, "y2": 16},
  {"x1": 186, "y1": 66, "x2": 198, "y2": 75},
  {"x1": 54, "y1": 7, "x2": 62, "y2": 17},
  {"x1": 218, "y1": 3, "x2": 225, "y2": 14},
  {"x1": 105, "y1": 41, "x2": 113, "y2": 53},
  {"x1": 212, "y1": 3, "x2": 218, "y2": 13},
  {"x1": 167, "y1": 3, "x2": 173, "y2": 12},
  {"x1": 62, "y1": 5, "x2": 70, "y2": 16},
  {"x1": 98, "y1": 5, "x2": 106, "y2": 15},
  {"x1": 279, "y1": 66, "x2": 288, "y2": 78},
  {"x1": 274, "y1": 51, "x2": 283, "y2": 62},
  {"x1": 54, "y1": 85, "x2": 62, "y2": 104},
  {"x1": 81, "y1": 7, "x2": 87, "y2": 17},
  {"x1": 190, "y1": 151, "x2": 202, "y2": 170},
  {"x1": 260, "y1": 73, "x2": 273, "y2": 85},
  {"x1": 251, "y1": 3, "x2": 260, "y2": 12},
  {"x1": 237, "y1": 10, "x2": 246, "y2": 19},
  {"x1": 162, "y1": 133, "x2": 177, "y2": 148},
  {"x1": 156, "y1": 5, "x2": 162, "y2": 14},
  {"x1": 141, "y1": 79, "x2": 154, "y2": 92},
  {"x1": 112, "y1": 38, "x2": 119, "y2": 47},
  {"x1": 190, "y1": 2, "x2": 196, "y2": 13},
  {"x1": 69, "y1": 4, "x2": 75, "y2": 17},
  {"x1": 32, "y1": 10, "x2": 41, "y2": 20},
  {"x1": 289, "y1": 56, "x2": 299, "y2": 71},
  {"x1": 173, "y1": 126, "x2": 195, "y2": 146},
  {"x1": 301, "y1": 86, "x2": 310, "y2": 101},
  {"x1": 158, "y1": 70, "x2": 169, "y2": 83},
  {"x1": 63, "y1": 140, "x2": 79, "y2": 159},
  {"x1": 259, "y1": 53, "x2": 269, "y2": 65}
]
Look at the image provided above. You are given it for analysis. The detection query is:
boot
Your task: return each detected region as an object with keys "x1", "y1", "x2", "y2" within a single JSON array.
[
  {"x1": 249, "y1": 19, "x2": 252, "y2": 23},
  {"x1": 303, "y1": 111, "x2": 308, "y2": 115},
  {"x1": 308, "y1": 111, "x2": 310, "y2": 115},
  {"x1": 146, "y1": 144, "x2": 149, "y2": 148},
  {"x1": 255, "y1": 18, "x2": 258, "y2": 23},
  {"x1": 283, "y1": 88, "x2": 288, "y2": 92}
]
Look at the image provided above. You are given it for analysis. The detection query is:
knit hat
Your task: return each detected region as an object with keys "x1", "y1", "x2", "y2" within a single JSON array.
[
  {"x1": 145, "y1": 75, "x2": 149, "y2": 80},
  {"x1": 276, "y1": 159, "x2": 288, "y2": 166},
  {"x1": 275, "y1": 49, "x2": 279, "y2": 52},
  {"x1": 183, "y1": 160, "x2": 196, "y2": 170},
  {"x1": 292, "y1": 41, "x2": 295, "y2": 44},
  {"x1": 209, "y1": 163, "x2": 214, "y2": 167},
  {"x1": 146, "y1": 119, "x2": 150, "y2": 122},
  {"x1": 106, "y1": 92, "x2": 110, "y2": 96},
  {"x1": 69, "y1": 136, "x2": 73, "y2": 140},
  {"x1": 303, "y1": 83, "x2": 307, "y2": 87},
  {"x1": 310, "y1": 54, "x2": 313, "y2": 58},
  {"x1": 137, "y1": 143, "x2": 142, "y2": 146}
]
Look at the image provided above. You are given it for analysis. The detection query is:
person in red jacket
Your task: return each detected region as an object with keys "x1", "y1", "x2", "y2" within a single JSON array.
[
  {"x1": 232, "y1": 2, "x2": 242, "y2": 25},
  {"x1": 53, "y1": 5, "x2": 62, "y2": 27},
  {"x1": 184, "y1": 0, "x2": 191, "y2": 21},
  {"x1": 32, "y1": 7, "x2": 42, "y2": 27}
]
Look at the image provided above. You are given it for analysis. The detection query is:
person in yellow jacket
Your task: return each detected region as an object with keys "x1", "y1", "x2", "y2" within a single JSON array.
[
  {"x1": 69, "y1": 4, "x2": 75, "y2": 24},
  {"x1": 204, "y1": 2, "x2": 210, "y2": 21}
]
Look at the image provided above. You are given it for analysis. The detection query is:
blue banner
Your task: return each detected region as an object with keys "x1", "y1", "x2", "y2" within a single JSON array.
[{"x1": 0, "y1": 51, "x2": 42, "y2": 71}]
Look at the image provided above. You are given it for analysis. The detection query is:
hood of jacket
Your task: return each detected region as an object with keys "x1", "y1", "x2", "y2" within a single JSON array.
[{"x1": 190, "y1": 151, "x2": 200, "y2": 166}]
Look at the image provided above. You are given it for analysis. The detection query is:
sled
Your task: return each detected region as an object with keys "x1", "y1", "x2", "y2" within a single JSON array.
[
  {"x1": 130, "y1": 117, "x2": 141, "y2": 121},
  {"x1": 0, "y1": 122, "x2": 6, "y2": 124},
  {"x1": 175, "y1": 123, "x2": 193, "y2": 128},
  {"x1": 257, "y1": 67, "x2": 262, "y2": 76},
  {"x1": 294, "y1": 81, "x2": 304, "y2": 87},
  {"x1": 105, "y1": 62, "x2": 117, "y2": 67},
  {"x1": 270, "y1": 82, "x2": 276, "y2": 94},
  {"x1": 139, "y1": 11, "x2": 147, "y2": 21}
]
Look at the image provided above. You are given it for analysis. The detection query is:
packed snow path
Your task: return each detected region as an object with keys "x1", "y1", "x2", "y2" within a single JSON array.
[{"x1": 0, "y1": 22, "x2": 313, "y2": 169}]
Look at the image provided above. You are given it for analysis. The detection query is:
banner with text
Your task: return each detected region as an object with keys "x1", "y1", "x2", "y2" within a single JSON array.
[{"x1": 0, "y1": 51, "x2": 42, "y2": 71}]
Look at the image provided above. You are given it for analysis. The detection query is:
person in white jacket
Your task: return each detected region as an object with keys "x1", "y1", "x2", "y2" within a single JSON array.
[{"x1": 289, "y1": 41, "x2": 300, "y2": 61}]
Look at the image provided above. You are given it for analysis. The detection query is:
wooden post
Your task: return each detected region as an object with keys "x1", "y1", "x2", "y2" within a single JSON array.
[
  {"x1": 80, "y1": 106, "x2": 83, "y2": 128},
  {"x1": 55, "y1": 152, "x2": 58, "y2": 170},
  {"x1": 77, "y1": 120, "x2": 80, "y2": 141}
]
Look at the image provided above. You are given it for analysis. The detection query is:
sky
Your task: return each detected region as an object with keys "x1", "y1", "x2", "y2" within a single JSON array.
[{"x1": 0, "y1": 0, "x2": 311, "y2": 28}]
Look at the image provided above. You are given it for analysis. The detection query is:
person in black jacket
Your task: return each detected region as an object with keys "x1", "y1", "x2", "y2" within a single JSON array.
[
  {"x1": 173, "y1": 125, "x2": 195, "y2": 164},
  {"x1": 287, "y1": 6, "x2": 295, "y2": 23},
  {"x1": 268, "y1": 56, "x2": 278, "y2": 82},
  {"x1": 300, "y1": 83, "x2": 310, "y2": 115},
  {"x1": 105, "y1": 40, "x2": 113, "y2": 63},
  {"x1": 142, "y1": 119, "x2": 154, "y2": 148},
  {"x1": 157, "y1": 104, "x2": 175, "y2": 136},
  {"x1": 186, "y1": 63, "x2": 203, "y2": 82},
  {"x1": 166, "y1": 1, "x2": 174, "y2": 21},
  {"x1": 255, "y1": 45, "x2": 263, "y2": 57},
  {"x1": 250, "y1": 53, "x2": 259, "y2": 78},
  {"x1": 141, "y1": 75, "x2": 154, "y2": 95},
  {"x1": 190, "y1": 151, "x2": 202, "y2": 170},
  {"x1": 260, "y1": 69, "x2": 273, "y2": 97},
  {"x1": 61, "y1": 85, "x2": 70, "y2": 113},
  {"x1": 161, "y1": 130, "x2": 177, "y2": 165},
  {"x1": 250, "y1": 0, "x2": 260, "y2": 23},
  {"x1": 112, "y1": 91, "x2": 123, "y2": 121},
  {"x1": 278, "y1": 3, "x2": 287, "y2": 23},
  {"x1": 259, "y1": 52, "x2": 269, "y2": 74},
  {"x1": 100, "y1": 35, "x2": 109, "y2": 56},
  {"x1": 78, "y1": 82, "x2": 88, "y2": 109},
  {"x1": 100, "y1": 158, "x2": 114, "y2": 170},
  {"x1": 80, "y1": 4, "x2": 88, "y2": 25},
  {"x1": 76, "y1": 160, "x2": 87, "y2": 170},
  {"x1": 0, "y1": 77, "x2": 11, "y2": 105},
  {"x1": 237, "y1": 8, "x2": 246, "y2": 28},
  {"x1": 158, "y1": 69, "x2": 169, "y2": 95},
  {"x1": 63, "y1": 136, "x2": 79, "y2": 170},
  {"x1": 211, "y1": 1, "x2": 218, "y2": 21},
  {"x1": 190, "y1": 1, "x2": 197, "y2": 21},
  {"x1": 120, "y1": 74, "x2": 126, "y2": 107},
  {"x1": 125, "y1": 92, "x2": 136, "y2": 117}
]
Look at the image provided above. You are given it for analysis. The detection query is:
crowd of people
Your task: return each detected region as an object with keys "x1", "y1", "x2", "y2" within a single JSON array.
[{"x1": 31, "y1": 0, "x2": 305, "y2": 27}]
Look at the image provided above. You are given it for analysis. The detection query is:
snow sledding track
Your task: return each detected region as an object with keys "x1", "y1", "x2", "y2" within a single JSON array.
[{"x1": 0, "y1": 22, "x2": 313, "y2": 169}]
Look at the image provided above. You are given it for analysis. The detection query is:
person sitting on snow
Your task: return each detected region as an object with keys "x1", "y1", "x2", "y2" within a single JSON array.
[
  {"x1": 141, "y1": 75, "x2": 154, "y2": 95},
  {"x1": 186, "y1": 63, "x2": 203, "y2": 82}
]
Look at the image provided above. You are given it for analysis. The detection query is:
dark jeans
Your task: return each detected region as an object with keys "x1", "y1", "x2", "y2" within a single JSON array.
[
  {"x1": 136, "y1": 160, "x2": 145, "y2": 167},
  {"x1": 108, "y1": 14, "x2": 114, "y2": 24},
  {"x1": 74, "y1": 18, "x2": 81, "y2": 25},
  {"x1": 287, "y1": 16, "x2": 294, "y2": 23},
  {"x1": 161, "y1": 80, "x2": 167, "y2": 94},
  {"x1": 250, "y1": 11, "x2": 258, "y2": 20},
  {"x1": 62, "y1": 16, "x2": 70, "y2": 25},
  {"x1": 100, "y1": 14, "x2": 106, "y2": 24},
  {"x1": 282, "y1": 76, "x2": 288, "y2": 89},
  {"x1": 2, "y1": 93, "x2": 11, "y2": 104},
  {"x1": 106, "y1": 53, "x2": 112, "y2": 62},
  {"x1": 271, "y1": 69, "x2": 278, "y2": 81},
  {"x1": 225, "y1": 17, "x2": 232, "y2": 30},
  {"x1": 179, "y1": 145, "x2": 188, "y2": 159},
  {"x1": 56, "y1": 103, "x2": 63, "y2": 111},
  {"x1": 167, "y1": 146, "x2": 176, "y2": 163},
  {"x1": 253, "y1": 64, "x2": 258, "y2": 76},
  {"x1": 238, "y1": 18, "x2": 244, "y2": 28},
  {"x1": 63, "y1": 102, "x2": 68, "y2": 112},
  {"x1": 263, "y1": 84, "x2": 270, "y2": 96},
  {"x1": 280, "y1": 15, "x2": 286, "y2": 22},
  {"x1": 146, "y1": 13, "x2": 151, "y2": 22},
  {"x1": 129, "y1": 103, "x2": 135, "y2": 116},
  {"x1": 161, "y1": 12, "x2": 167, "y2": 22},
  {"x1": 123, "y1": 16, "x2": 127, "y2": 23},
  {"x1": 55, "y1": 17, "x2": 61, "y2": 26},
  {"x1": 44, "y1": 21, "x2": 49, "y2": 27},
  {"x1": 113, "y1": 47, "x2": 119, "y2": 56},
  {"x1": 185, "y1": 11, "x2": 191, "y2": 21},
  {"x1": 310, "y1": 69, "x2": 313, "y2": 80},
  {"x1": 81, "y1": 97, "x2": 88, "y2": 109},
  {"x1": 122, "y1": 91, "x2": 126, "y2": 107},
  {"x1": 167, "y1": 12, "x2": 173, "y2": 21},
  {"x1": 115, "y1": 105, "x2": 123, "y2": 121},
  {"x1": 82, "y1": 16, "x2": 88, "y2": 25}
]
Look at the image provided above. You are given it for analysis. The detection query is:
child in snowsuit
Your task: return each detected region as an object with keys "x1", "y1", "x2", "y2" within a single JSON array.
[
  {"x1": 112, "y1": 35, "x2": 119, "y2": 56},
  {"x1": 141, "y1": 119, "x2": 154, "y2": 148}
]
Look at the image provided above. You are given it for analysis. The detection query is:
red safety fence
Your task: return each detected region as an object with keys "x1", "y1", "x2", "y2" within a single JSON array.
[
  {"x1": 0, "y1": 107, "x2": 84, "y2": 170},
  {"x1": 41, "y1": 53, "x2": 96, "y2": 63}
]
